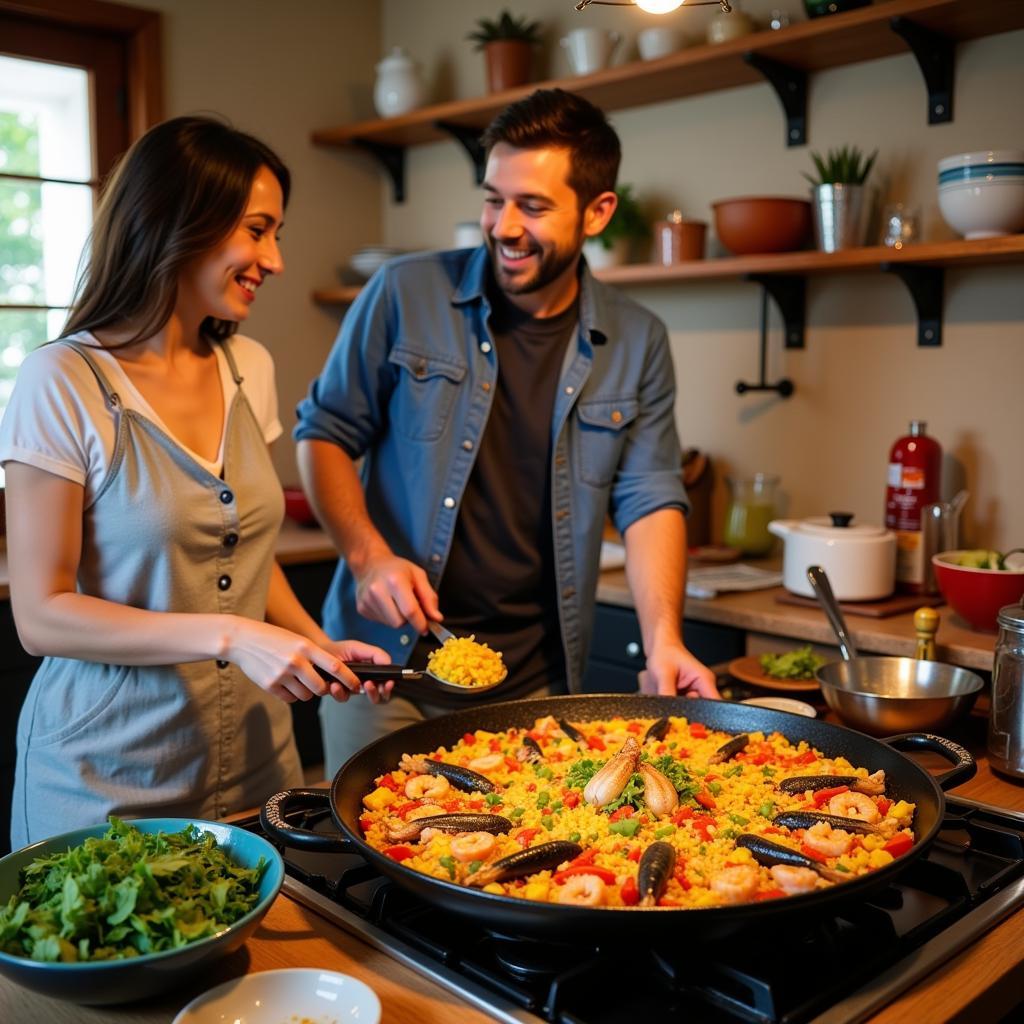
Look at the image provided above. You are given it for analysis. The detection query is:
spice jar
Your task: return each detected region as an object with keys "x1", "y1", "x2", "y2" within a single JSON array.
[
  {"x1": 655, "y1": 211, "x2": 707, "y2": 265},
  {"x1": 989, "y1": 600, "x2": 1024, "y2": 780}
]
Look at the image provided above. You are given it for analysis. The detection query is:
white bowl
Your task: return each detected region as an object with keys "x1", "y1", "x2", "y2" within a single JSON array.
[
  {"x1": 742, "y1": 696, "x2": 817, "y2": 717},
  {"x1": 173, "y1": 968, "x2": 381, "y2": 1024},
  {"x1": 937, "y1": 151, "x2": 1024, "y2": 240}
]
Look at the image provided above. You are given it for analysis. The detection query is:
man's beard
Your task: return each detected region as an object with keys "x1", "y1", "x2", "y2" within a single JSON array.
[{"x1": 486, "y1": 229, "x2": 582, "y2": 296}]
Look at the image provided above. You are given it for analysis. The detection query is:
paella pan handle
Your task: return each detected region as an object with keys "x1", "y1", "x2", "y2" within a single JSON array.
[
  {"x1": 882, "y1": 733, "x2": 977, "y2": 790},
  {"x1": 259, "y1": 787, "x2": 352, "y2": 852}
]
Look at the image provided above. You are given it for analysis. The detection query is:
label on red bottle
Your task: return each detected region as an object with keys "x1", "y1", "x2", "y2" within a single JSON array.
[{"x1": 895, "y1": 529, "x2": 925, "y2": 588}]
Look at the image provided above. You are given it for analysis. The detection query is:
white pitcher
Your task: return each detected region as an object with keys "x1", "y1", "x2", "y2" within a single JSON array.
[
  {"x1": 373, "y1": 47, "x2": 425, "y2": 118},
  {"x1": 560, "y1": 28, "x2": 623, "y2": 76}
]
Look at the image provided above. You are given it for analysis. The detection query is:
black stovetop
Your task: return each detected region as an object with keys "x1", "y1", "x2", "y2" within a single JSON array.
[{"x1": 241, "y1": 795, "x2": 1024, "y2": 1024}]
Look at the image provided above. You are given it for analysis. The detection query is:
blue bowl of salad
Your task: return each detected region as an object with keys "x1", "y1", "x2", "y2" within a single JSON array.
[{"x1": 0, "y1": 817, "x2": 283, "y2": 1005}]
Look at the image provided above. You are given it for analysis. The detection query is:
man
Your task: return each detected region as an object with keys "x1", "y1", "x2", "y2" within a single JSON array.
[{"x1": 295, "y1": 88, "x2": 718, "y2": 775}]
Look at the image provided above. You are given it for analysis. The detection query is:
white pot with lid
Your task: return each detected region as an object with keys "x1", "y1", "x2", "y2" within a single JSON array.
[{"x1": 769, "y1": 513, "x2": 897, "y2": 601}]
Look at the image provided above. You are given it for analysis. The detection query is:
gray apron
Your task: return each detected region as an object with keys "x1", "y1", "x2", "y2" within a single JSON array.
[{"x1": 10, "y1": 339, "x2": 301, "y2": 848}]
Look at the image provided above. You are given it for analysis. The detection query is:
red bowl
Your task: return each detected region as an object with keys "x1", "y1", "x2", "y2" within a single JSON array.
[
  {"x1": 283, "y1": 486, "x2": 318, "y2": 528},
  {"x1": 932, "y1": 551, "x2": 1024, "y2": 632},
  {"x1": 711, "y1": 196, "x2": 812, "y2": 255}
]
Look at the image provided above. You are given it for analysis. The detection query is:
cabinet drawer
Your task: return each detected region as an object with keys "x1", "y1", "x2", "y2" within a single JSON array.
[{"x1": 589, "y1": 604, "x2": 646, "y2": 668}]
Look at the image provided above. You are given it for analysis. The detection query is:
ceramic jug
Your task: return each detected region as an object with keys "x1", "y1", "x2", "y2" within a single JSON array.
[
  {"x1": 373, "y1": 47, "x2": 425, "y2": 118},
  {"x1": 560, "y1": 28, "x2": 623, "y2": 76}
]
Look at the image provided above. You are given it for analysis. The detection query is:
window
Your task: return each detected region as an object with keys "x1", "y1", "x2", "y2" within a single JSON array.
[{"x1": 0, "y1": 0, "x2": 161, "y2": 486}]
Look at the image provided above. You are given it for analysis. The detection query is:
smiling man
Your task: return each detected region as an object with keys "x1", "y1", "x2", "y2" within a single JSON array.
[{"x1": 295, "y1": 88, "x2": 718, "y2": 775}]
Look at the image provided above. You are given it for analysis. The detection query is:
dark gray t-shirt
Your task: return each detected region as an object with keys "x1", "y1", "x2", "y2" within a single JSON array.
[{"x1": 411, "y1": 280, "x2": 577, "y2": 707}]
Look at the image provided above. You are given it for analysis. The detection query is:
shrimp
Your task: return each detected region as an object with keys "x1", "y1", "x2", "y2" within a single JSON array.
[
  {"x1": 710, "y1": 864, "x2": 760, "y2": 904},
  {"x1": 533, "y1": 715, "x2": 561, "y2": 737},
  {"x1": 556, "y1": 874, "x2": 606, "y2": 906},
  {"x1": 828, "y1": 791, "x2": 881, "y2": 823},
  {"x1": 405, "y1": 774, "x2": 450, "y2": 800},
  {"x1": 450, "y1": 832, "x2": 497, "y2": 863},
  {"x1": 770, "y1": 864, "x2": 820, "y2": 895},
  {"x1": 468, "y1": 753, "x2": 504, "y2": 772},
  {"x1": 802, "y1": 821, "x2": 853, "y2": 857}
]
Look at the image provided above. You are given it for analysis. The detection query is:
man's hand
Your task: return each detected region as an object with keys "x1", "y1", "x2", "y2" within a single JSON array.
[
  {"x1": 639, "y1": 642, "x2": 720, "y2": 698},
  {"x1": 354, "y1": 555, "x2": 441, "y2": 635}
]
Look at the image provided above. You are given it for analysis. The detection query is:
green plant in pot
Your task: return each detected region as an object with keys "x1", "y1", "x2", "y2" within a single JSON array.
[
  {"x1": 804, "y1": 145, "x2": 878, "y2": 253},
  {"x1": 467, "y1": 10, "x2": 542, "y2": 94},
  {"x1": 583, "y1": 184, "x2": 650, "y2": 270}
]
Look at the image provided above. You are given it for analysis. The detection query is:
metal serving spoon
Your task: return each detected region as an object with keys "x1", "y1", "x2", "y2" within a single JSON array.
[{"x1": 340, "y1": 620, "x2": 507, "y2": 694}]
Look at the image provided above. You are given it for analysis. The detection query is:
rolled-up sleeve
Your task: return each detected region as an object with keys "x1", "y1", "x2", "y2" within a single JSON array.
[
  {"x1": 608, "y1": 317, "x2": 688, "y2": 535},
  {"x1": 294, "y1": 268, "x2": 395, "y2": 458}
]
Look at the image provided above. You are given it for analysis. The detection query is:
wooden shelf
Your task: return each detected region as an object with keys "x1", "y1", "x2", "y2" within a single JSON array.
[
  {"x1": 312, "y1": 0, "x2": 1024, "y2": 154},
  {"x1": 594, "y1": 234, "x2": 1024, "y2": 285},
  {"x1": 311, "y1": 235, "x2": 1024, "y2": 307}
]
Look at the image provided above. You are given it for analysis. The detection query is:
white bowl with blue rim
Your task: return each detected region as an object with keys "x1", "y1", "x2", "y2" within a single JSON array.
[
  {"x1": 937, "y1": 149, "x2": 1024, "y2": 240},
  {"x1": 0, "y1": 819, "x2": 283, "y2": 1005}
]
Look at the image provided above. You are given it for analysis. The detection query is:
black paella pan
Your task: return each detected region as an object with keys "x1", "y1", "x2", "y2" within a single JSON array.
[{"x1": 260, "y1": 694, "x2": 975, "y2": 942}]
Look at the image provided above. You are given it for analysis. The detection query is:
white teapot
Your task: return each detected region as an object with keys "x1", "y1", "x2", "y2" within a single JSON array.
[{"x1": 373, "y1": 47, "x2": 425, "y2": 118}]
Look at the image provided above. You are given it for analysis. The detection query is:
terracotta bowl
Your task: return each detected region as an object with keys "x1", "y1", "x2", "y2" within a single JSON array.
[{"x1": 712, "y1": 196, "x2": 813, "y2": 255}]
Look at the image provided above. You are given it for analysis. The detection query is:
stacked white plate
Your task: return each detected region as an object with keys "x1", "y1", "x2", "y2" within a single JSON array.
[
  {"x1": 937, "y1": 149, "x2": 1024, "y2": 239},
  {"x1": 350, "y1": 245, "x2": 409, "y2": 281}
]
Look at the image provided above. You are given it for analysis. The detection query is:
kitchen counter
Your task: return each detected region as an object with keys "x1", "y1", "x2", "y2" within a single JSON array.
[{"x1": 3, "y1": 712, "x2": 1023, "y2": 1024}]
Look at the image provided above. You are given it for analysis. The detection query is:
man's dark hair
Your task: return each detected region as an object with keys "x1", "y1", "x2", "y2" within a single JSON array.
[{"x1": 481, "y1": 88, "x2": 621, "y2": 208}]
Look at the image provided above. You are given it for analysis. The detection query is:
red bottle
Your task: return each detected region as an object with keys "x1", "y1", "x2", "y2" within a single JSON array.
[{"x1": 885, "y1": 420, "x2": 942, "y2": 593}]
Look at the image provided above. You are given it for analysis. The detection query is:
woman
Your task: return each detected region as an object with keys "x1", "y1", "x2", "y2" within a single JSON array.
[{"x1": 0, "y1": 116, "x2": 393, "y2": 848}]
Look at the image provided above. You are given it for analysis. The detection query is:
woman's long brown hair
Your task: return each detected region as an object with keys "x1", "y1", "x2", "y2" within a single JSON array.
[{"x1": 64, "y1": 115, "x2": 290, "y2": 347}]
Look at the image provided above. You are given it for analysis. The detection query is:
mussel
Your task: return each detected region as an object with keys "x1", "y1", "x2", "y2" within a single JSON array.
[
  {"x1": 467, "y1": 840, "x2": 582, "y2": 888},
  {"x1": 400, "y1": 754, "x2": 498, "y2": 794}
]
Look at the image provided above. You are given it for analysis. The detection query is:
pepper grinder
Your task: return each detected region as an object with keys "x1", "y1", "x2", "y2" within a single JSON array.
[{"x1": 914, "y1": 606, "x2": 939, "y2": 661}]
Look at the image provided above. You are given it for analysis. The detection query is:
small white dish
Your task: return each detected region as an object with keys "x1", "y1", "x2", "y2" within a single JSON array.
[
  {"x1": 742, "y1": 696, "x2": 818, "y2": 717},
  {"x1": 173, "y1": 968, "x2": 381, "y2": 1024}
]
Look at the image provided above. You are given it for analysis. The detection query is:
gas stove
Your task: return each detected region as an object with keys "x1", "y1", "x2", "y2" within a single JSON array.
[{"x1": 238, "y1": 795, "x2": 1024, "y2": 1024}]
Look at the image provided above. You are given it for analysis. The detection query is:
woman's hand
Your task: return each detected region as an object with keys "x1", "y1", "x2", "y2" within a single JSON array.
[
  {"x1": 323, "y1": 639, "x2": 395, "y2": 705},
  {"x1": 224, "y1": 619, "x2": 367, "y2": 704}
]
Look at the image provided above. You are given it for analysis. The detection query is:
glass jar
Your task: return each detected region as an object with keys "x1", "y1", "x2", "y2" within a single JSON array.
[
  {"x1": 989, "y1": 600, "x2": 1024, "y2": 780},
  {"x1": 724, "y1": 474, "x2": 779, "y2": 556}
]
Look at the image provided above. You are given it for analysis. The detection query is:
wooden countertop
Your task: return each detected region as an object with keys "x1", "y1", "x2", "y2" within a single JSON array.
[
  {"x1": 598, "y1": 567, "x2": 997, "y2": 673},
  {"x1": 3, "y1": 712, "x2": 1022, "y2": 1023}
]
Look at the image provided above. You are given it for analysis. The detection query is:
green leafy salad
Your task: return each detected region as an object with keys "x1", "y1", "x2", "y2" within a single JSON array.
[
  {"x1": 0, "y1": 817, "x2": 266, "y2": 963},
  {"x1": 759, "y1": 645, "x2": 826, "y2": 680}
]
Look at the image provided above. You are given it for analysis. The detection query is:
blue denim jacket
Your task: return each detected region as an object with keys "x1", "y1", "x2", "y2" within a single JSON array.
[{"x1": 294, "y1": 246, "x2": 687, "y2": 693}]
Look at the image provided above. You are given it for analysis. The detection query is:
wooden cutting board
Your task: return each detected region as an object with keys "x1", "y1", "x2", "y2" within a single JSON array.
[{"x1": 775, "y1": 590, "x2": 944, "y2": 618}]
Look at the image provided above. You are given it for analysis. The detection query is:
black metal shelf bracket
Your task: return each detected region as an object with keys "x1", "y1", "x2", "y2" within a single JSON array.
[
  {"x1": 889, "y1": 16, "x2": 955, "y2": 124},
  {"x1": 882, "y1": 263, "x2": 944, "y2": 347},
  {"x1": 353, "y1": 140, "x2": 406, "y2": 203},
  {"x1": 735, "y1": 282, "x2": 799, "y2": 398},
  {"x1": 744, "y1": 53, "x2": 807, "y2": 147},
  {"x1": 434, "y1": 121, "x2": 487, "y2": 185},
  {"x1": 747, "y1": 273, "x2": 805, "y2": 349}
]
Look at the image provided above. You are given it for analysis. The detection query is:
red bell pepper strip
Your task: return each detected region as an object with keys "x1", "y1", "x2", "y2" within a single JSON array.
[
  {"x1": 609, "y1": 806, "x2": 635, "y2": 822},
  {"x1": 553, "y1": 865, "x2": 618, "y2": 885},
  {"x1": 569, "y1": 848, "x2": 599, "y2": 867},
  {"x1": 627, "y1": 722, "x2": 644, "y2": 733},
  {"x1": 359, "y1": 815, "x2": 374, "y2": 833},
  {"x1": 563, "y1": 791, "x2": 581, "y2": 809},
  {"x1": 800, "y1": 842, "x2": 829, "y2": 863},
  {"x1": 587, "y1": 735, "x2": 607, "y2": 752},
  {"x1": 489, "y1": 738, "x2": 502, "y2": 752},
  {"x1": 695, "y1": 790, "x2": 717, "y2": 810},
  {"x1": 620, "y1": 877, "x2": 640, "y2": 906},
  {"x1": 883, "y1": 834, "x2": 914, "y2": 858},
  {"x1": 515, "y1": 827, "x2": 542, "y2": 848},
  {"x1": 671, "y1": 806, "x2": 694, "y2": 825},
  {"x1": 877, "y1": 797, "x2": 892, "y2": 815},
  {"x1": 793, "y1": 750, "x2": 817, "y2": 766},
  {"x1": 383, "y1": 846, "x2": 414, "y2": 862},
  {"x1": 812, "y1": 785, "x2": 850, "y2": 807},
  {"x1": 673, "y1": 864, "x2": 691, "y2": 890},
  {"x1": 689, "y1": 723, "x2": 708, "y2": 739},
  {"x1": 627, "y1": 845, "x2": 642, "y2": 862},
  {"x1": 378, "y1": 773, "x2": 401, "y2": 792},
  {"x1": 504, "y1": 756, "x2": 522, "y2": 772},
  {"x1": 462, "y1": 732, "x2": 476, "y2": 744},
  {"x1": 692, "y1": 815, "x2": 717, "y2": 841},
  {"x1": 756, "y1": 888, "x2": 787, "y2": 901}
]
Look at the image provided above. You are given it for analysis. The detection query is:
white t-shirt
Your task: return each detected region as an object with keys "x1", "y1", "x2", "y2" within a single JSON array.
[{"x1": 0, "y1": 331, "x2": 283, "y2": 506}]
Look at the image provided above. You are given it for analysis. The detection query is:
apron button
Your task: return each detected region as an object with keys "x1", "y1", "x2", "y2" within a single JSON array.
[
  {"x1": 218, "y1": 575, "x2": 232, "y2": 591},
  {"x1": 219, "y1": 490, "x2": 234, "y2": 504},
  {"x1": 223, "y1": 532, "x2": 239, "y2": 547},
  {"x1": 216, "y1": 659, "x2": 229, "y2": 669}
]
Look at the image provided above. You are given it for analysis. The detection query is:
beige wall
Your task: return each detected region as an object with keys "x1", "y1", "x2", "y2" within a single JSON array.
[
  {"x1": 380, "y1": 0, "x2": 1024, "y2": 550},
  {"x1": 132, "y1": 0, "x2": 383, "y2": 485}
]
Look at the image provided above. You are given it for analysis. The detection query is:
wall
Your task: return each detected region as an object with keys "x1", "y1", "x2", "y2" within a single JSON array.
[
  {"x1": 131, "y1": 0, "x2": 383, "y2": 486},
  {"x1": 379, "y1": 0, "x2": 1024, "y2": 550}
]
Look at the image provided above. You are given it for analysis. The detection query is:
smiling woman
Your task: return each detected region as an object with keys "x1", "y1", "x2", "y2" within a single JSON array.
[{"x1": 0, "y1": 116, "x2": 395, "y2": 852}]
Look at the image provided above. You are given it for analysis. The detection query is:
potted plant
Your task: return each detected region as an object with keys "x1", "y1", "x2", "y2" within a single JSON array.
[
  {"x1": 583, "y1": 184, "x2": 650, "y2": 270},
  {"x1": 803, "y1": 145, "x2": 878, "y2": 252},
  {"x1": 467, "y1": 10, "x2": 542, "y2": 94}
]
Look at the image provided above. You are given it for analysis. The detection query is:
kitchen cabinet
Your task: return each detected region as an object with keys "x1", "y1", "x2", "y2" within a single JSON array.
[{"x1": 583, "y1": 601, "x2": 744, "y2": 693}]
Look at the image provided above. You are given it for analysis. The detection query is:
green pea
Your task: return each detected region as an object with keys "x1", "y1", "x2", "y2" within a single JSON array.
[
  {"x1": 509, "y1": 807, "x2": 525, "y2": 818},
  {"x1": 758, "y1": 801, "x2": 774, "y2": 818},
  {"x1": 708, "y1": 782, "x2": 723, "y2": 796},
  {"x1": 536, "y1": 791, "x2": 550, "y2": 808},
  {"x1": 568, "y1": 831, "x2": 582, "y2": 842},
  {"x1": 541, "y1": 815, "x2": 554, "y2": 830}
]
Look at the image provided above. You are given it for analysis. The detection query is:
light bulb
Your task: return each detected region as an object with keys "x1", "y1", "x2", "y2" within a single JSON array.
[{"x1": 635, "y1": 0, "x2": 685, "y2": 13}]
